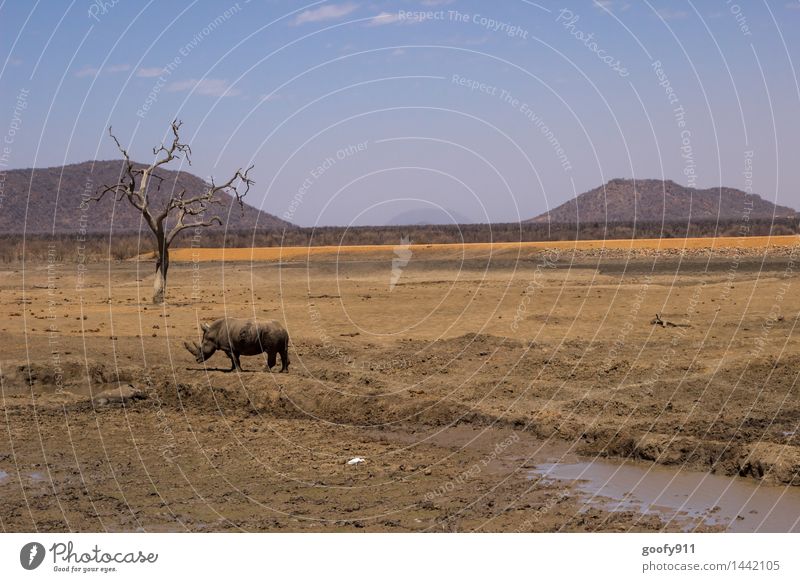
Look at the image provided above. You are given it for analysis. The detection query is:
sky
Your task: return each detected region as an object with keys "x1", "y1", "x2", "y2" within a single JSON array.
[{"x1": 1, "y1": 0, "x2": 800, "y2": 226}]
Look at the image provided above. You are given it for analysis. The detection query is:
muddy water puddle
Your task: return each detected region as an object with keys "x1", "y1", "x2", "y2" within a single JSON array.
[
  {"x1": 530, "y1": 459, "x2": 800, "y2": 532},
  {"x1": 359, "y1": 426, "x2": 800, "y2": 531}
]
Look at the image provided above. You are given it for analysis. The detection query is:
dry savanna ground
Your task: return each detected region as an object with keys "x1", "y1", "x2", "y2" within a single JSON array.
[{"x1": 1, "y1": 236, "x2": 799, "y2": 532}]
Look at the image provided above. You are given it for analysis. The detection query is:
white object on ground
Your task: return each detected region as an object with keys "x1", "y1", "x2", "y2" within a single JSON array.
[{"x1": 347, "y1": 457, "x2": 366, "y2": 465}]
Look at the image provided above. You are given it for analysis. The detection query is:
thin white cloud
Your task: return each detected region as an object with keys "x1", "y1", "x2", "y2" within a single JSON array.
[
  {"x1": 74, "y1": 63, "x2": 130, "y2": 78},
  {"x1": 786, "y1": 2, "x2": 800, "y2": 10},
  {"x1": 656, "y1": 9, "x2": 688, "y2": 20},
  {"x1": 367, "y1": 11, "x2": 402, "y2": 26},
  {"x1": 75, "y1": 66, "x2": 99, "y2": 78},
  {"x1": 446, "y1": 35, "x2": 490, "y2": 47},
  {"x1": 292, "y1": 2, "x2": 358, "y2": 25},
  {"x1": 136, "y1": 67, "x2": 164, "y2": 78},
  {"x1": 167, "y1": 78, "x2": 241, "y2": 97},
  {"x1": 8, "y1": 57, "x2": 23, "y2": 66}
]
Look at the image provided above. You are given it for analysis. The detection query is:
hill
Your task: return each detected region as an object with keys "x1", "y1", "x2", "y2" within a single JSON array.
[
  {"x1": 385, "y1": 207, "x2": 473, "y2": 226},
  {"x1": 0, "y1": 160, "x2": 291, "y2": 234},
  {"x1": 529, "y1": 179, "x2": 796, "y2": 224}
]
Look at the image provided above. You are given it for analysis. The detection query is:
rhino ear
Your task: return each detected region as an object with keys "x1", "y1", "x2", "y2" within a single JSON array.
[{"x1": 201, "y1": 323, "x2": 210, "y2": 332}]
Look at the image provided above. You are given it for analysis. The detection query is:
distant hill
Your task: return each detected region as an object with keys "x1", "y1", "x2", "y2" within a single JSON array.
[
  {"x1": 529, "y1": 179, "x2": 796, "y2": 224},
  {"x1": 385, "y1": 207, "x2": 473, "y2": 226},
  {"x1": 0, "y1": 160, "x2": 292, "y2": 234}
]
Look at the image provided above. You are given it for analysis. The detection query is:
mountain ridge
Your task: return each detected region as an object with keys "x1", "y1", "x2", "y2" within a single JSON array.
[
  {"x1": 529, "y1": 178, "x2": 796, "y2": 224},
  {"x1": 0, "y1": 159, "x2": 292, "y2": 234}
]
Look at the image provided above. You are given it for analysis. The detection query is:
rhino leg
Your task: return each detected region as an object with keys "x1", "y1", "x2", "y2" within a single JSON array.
[
  {"x1": 279, "y1": 348, "x2": 289, "y2": 373},
  {"x1": 267, "y1": 351, "x2": 277, "y2": 370},
  {"x1": 184, "y1": 341, "x2": 201, "y2": 358},
  {"x1": 226, "y1": 351, "x2": 242, "y2": 372}
]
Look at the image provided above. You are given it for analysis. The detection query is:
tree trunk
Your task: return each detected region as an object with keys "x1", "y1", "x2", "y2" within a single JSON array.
[{"x1": 153, "y1": 239, "x2": 169, "y2": 304}]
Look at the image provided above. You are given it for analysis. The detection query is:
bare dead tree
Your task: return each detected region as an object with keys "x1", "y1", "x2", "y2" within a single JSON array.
[{"x1": 94, "y1": 120, "x2": 253, "y2": 303}]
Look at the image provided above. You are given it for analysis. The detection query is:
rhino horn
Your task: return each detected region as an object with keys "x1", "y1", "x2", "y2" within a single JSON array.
[
  {"x1": 201, "y1": 322, "x2": 210, "y2": 332},
  {"x1": 184, "y1": 340, "x2": 201, "y2": 357}
]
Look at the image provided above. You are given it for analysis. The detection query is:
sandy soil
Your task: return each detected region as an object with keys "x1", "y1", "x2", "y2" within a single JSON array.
[
  {"x1": 1, "y1": 239, "x2": 799, "y2": 532},
  {"x1": 162, "y1": 234, "x2": 799, "y2": 263}
]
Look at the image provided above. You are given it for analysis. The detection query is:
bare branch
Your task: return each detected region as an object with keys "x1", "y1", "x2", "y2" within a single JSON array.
[
  {"x1": 151, "y1": 119, "x2": 192, "y2": 169},
  {"x1": 91, "y1": 183, "x2": 126, "y2": 203},
  {"x1": 94, "y1": 127, "x2": 151, "y2": 209},
  {"x1": 208, "y1": 164, "x2": 255, "y2": 210},
  {"x1": 166, "y1": 214, "x2": 222, "y2": 245},
  {"x1": 107, "y1": 126, "x2": 132, "y2": 164},
  {"x1": 148, "y1": 172, "x2": 165, "y2": 191}
]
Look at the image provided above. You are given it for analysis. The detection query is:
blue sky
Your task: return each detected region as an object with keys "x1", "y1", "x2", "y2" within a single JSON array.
[{"x1": 1, "y1": 0, "x2": 799, "y2": 226}]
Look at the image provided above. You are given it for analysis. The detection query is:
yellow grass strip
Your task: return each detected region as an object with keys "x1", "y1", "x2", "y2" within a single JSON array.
[{"x1": 161, "y1": 234, "x2": 800, "y2": 263}]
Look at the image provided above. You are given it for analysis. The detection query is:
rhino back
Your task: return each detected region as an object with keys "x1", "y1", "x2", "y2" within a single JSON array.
[
  {"x1": 208, "y1": 318, "x2": 251, "y2": 350},
  {"x1": 208, "y1": 318, "x2": 286, "y2": 355}
]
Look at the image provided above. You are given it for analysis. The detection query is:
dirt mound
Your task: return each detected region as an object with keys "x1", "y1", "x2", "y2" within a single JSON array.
[{"x1": 1, "y1": 361, "x2": 143, "y2": 395}]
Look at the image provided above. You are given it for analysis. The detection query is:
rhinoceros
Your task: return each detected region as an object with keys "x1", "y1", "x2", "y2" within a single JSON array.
[{"x1": 183, "y1": 318, "x2": 290, "y2": 372}]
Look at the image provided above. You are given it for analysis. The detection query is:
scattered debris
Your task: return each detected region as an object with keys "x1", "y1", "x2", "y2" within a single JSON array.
[
  {"x1": 93, "y1": 384, "x2": 146, "y2": 407},
  {"x1": 651, "y1": 313, "x2": 690, "y2": 328}
]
